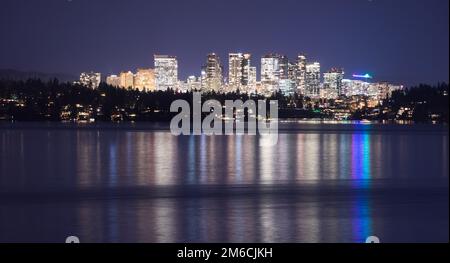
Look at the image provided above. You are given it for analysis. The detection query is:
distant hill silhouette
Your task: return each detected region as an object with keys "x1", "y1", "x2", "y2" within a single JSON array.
[{"x1": 0, "y1": 69, "x2": 77, "y2": 83}]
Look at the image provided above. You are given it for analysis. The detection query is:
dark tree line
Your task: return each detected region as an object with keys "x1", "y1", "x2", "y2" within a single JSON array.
[
  {"x1": 0, "y1": 78, "x2": 448, "y2": 123},
  {"x1": 0, "y1": 79, "x2": 279, "y2": 121}
]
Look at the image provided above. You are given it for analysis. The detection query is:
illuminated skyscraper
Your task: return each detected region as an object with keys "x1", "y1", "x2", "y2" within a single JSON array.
[
  {"x1": 134, "y1": 68, "x2": 155, "y2": 92},
  {"x1": 279, "y1": 55, "x2": 289, "y2": 80},
  {"x1": 229, "y1": 53, "x2": 252, "y2": 92},
  {"x1": 261, "y1": 54, "x2": 281, "y2": 95},
  {"x1": 229, "y1": 53, "x2": 243, "y2": 89},
  {"x1": 154, "y1": 55, "x2": 178, "y2": 91},
  {"x1": 305, "y1": 62, "x2": 321, "y2": 97},
  {"x1": 323, "y1": 68, "x2": 344, "y2": 99},
  {"x1": 204, "y1": 53, "x2": 223, "y2": 93},
  {"x1": 280, "y1": 61, "x2": 296, "y2": 96},
  {"x1": 248, "y1": 66, "x2": 257, "y2": 94},
  {"x1": 296, "y1": 54, "x2": 307, "y2": 95},
  {"x1": 119, "y1": 71, "x2": 134, "y2": 89},
  {"x1": 288, "y1": 62, "x2": 297, "y2": 82},
  {"x1": 79, "y1": 72, "x2": 101, "y2": 89},
  {"x1": 241, "y1": 53, "x2": 251, "y2": 87}
]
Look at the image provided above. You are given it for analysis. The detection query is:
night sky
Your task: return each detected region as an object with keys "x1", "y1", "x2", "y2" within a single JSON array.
[{"x1": 0, "y1": 0, "x2": 448, "y2": 86}]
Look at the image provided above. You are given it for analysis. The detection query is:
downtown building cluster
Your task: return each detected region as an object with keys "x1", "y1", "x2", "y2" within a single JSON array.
[{"x1": 79, "y1": 53, "x2": 403, "y2": 101}]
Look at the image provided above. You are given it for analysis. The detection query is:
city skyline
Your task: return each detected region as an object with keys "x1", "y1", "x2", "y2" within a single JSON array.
[
  {"x1": 0, "y1": 0, "x2": 448, "y2": 86},
  {"x1": 95, "y1": 51, "x2": 403, "y2": 101}
]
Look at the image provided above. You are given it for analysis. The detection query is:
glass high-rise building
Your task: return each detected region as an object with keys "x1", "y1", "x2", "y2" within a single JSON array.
[
  {"x1": 204, "y1": 53, "x2": 223, "y2": 93},
  {"x1": 296, "y1": 54, "x2": 307, "y2": 95},
  {"x1": 305, "y1": 62, "x2": 321, "y2": 98},
  {"x1": 323, "y1": 68, "x2": 344, "y2": 99},
  {"x1": 279, "y1": 55, "x2": 289, "y2": 80},
  {"x1": 229, "y1": 53, "x2": 251, "y2": 92},
  {"x1": 154, "y1": 55, "x2": 178, "y2": 91},
  {"x1": 229, "y1": 53, "x2": 242, "y2": 90},
  {"x1": 248, "y1": 66, "x2": 257, "y2": 94},
  {"x1": 261, "y1": 54, "x2": 281, "y2": 95}
]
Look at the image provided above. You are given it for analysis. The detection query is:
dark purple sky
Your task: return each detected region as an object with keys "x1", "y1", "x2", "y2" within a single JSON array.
[{"x1": 0, "y1": 0, "x2": 448, "y2": 86}]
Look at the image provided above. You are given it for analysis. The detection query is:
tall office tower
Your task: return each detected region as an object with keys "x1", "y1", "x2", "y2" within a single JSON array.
[
  {"x1": 154, "y1": 55, "x2": 178, "y2": 91},
  {"x1": 278, "y1": 57, "x2": 296, "y2": 96},
  {"x1": 119, "y1": 71, "x2": 135, "y2": 89},
  {"x1": 106, "y1": 74, "x2": 120, "y2": 87},
  {"x1": 228, "y1": 53, "x2": 251, "y2": 92},
  {"x1": 280, "y1": 61, "x2": 297, "y2": 96},
  {"x1": 323, "y1": 68, "x2": 344, "y2": 99},
  {"x1": 296, "y1": 54, "x2": 307, "y2": 95},
  {"x1": 204, "y1": 53, "x2": 223, "y2": 93},
  {"x1": 79, "y1": 72, "x2": 101, "y2": 89},
  {"x1": 279, "y1": 55, "x2": 289, "y2": 80},
  {"x1": 229, "y1": 53, "x2": 243, "y2": 90},
  {"x1": 288, "y1": 62, "x2": 297, "y2": 82},
  {"x1": 241, "y1": 53, "x2": 251, "y2": 87},
  {"x1": 305, "y1": 62, "x2": 321, "y2": 98},
  {"x1": 261, "y1": 54, "x2": 281, "y2": 95},
  {"x1": 134, "y1": 68, "x2": 156, "y2": 92},
  {"x1": 248, "y1": 66, "x2": 257, "y2": 94}
]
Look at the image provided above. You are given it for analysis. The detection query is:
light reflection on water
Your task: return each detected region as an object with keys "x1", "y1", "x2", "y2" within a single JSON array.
[
  {"x1": 0, "y1": 123, "x2": 448, "y2": 242},
  {"x1": 350, "y1": 133, "x2": 373, "y2": 242}
]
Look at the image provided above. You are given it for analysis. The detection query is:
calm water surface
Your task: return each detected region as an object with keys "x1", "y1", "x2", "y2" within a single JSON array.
[{"x1": 0, "y1": 122, "x2": 448, "y2": 242}]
